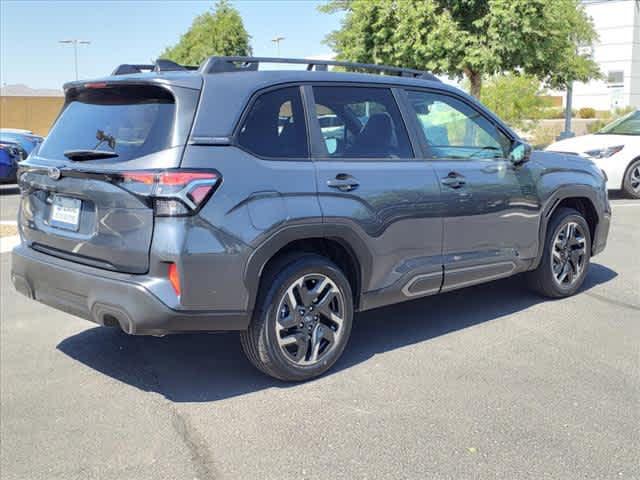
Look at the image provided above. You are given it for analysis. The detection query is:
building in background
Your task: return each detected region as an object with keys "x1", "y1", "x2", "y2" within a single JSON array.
[
  {"x1": 0, "y1": 85, "x2": 64, "y2": 136},
  {"x1": 568, "y1": 0, "x2": 640, "y2": 111}
]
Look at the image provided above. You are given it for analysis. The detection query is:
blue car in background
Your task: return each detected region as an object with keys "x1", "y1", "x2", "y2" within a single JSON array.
[{"x1": 0, "y1": 129, "x2": 43, "y2": 183}]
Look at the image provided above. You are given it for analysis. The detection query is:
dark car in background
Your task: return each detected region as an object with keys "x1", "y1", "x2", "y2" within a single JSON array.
[
  {"x1": 0, "y1": 129, "x2": 43, "y2": 183},
  {"x1": 11, "y1": 57, "x2": 610, "y2": 381}
]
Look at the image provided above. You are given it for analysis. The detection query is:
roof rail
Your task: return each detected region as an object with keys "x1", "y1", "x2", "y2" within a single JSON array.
[
  {"x1": 199, "y1": 56, "x2": 440, "y2": 81},
  {"x1": 112, "y1": 59, "x2": 198, "y2": 76}
]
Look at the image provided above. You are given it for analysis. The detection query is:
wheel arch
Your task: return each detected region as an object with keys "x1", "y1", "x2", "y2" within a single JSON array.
[
  {"x1": 622, "y1": 156, "x2": 640, "y2": 191},
  {"x1": 533, "y1": 186, "x2": 602, "y2": 269},
  {"x1": 244, "y1": 224, "x2": 372, "y2": 313}
]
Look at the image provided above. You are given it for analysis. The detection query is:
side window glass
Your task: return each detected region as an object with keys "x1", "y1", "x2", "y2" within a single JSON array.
[
  {"x1": 312, "y1": 86, "x2": 413, "y2": 159},
  {"x1": 407, "y1": 90, "x2": 511, "y2": 160},
  {"x1": 238, "y1": 86, "x2": 308, "y2": 158}
]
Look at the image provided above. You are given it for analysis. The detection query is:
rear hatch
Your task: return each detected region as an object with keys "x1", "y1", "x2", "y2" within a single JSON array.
[{"x1": 18, "y1": 81, "x2": 200, "y2": 273}]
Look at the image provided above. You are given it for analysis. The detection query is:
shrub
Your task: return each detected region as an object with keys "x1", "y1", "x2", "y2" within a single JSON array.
[
  {"x1": 578, "y1": 107, "x2": 596, "y2": 119},
  {"x1": 479, "y1": 74, "x2": 552, "y2": 131},
  {"x1": 587, "y1": 120, "x2": 607, "y2": 133},
  {"x1": 530, "y1": 125, "x2": 561, "y2": 149},
  {"x1": 544, "y1": 107, "x2": 565, "y2": 119}
]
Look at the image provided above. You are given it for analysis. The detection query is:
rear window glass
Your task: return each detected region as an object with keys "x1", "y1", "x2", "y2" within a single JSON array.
[
  {"x1": 312, "y1": 86, "x2": 413, "y2": 159},
  {"x1": 39, "y1": 86, "x2": 176, "y2": 162},
  {"x1": 237, "y1": 86, "x2": 308, "y2": 158}
]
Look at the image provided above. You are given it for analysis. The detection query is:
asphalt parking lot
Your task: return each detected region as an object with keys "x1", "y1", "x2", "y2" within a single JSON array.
[{"x1": 1, "y1": 188, "x2": 638, "y2": 480}]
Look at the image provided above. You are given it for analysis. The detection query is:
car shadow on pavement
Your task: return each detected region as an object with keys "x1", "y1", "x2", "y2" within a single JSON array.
[{"x1": 57, "y1": 263, "x2": 617, "y2": 403}]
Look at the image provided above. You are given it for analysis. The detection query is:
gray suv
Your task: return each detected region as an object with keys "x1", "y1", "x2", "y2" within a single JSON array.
[{"x1": 11, "y1": 57, "x2": 611, "y2": 381}]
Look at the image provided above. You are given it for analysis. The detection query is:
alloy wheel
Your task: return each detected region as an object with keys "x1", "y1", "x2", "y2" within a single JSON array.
[
  {"x1": 275, "y1": 273, "x2": 345, "y2": 366},
  {"x1": 629, "y1": 164, "x2": 640, "y2": 193},
  {"x1": 551, "y1": 221, "x2": 587, "y2": 288}
]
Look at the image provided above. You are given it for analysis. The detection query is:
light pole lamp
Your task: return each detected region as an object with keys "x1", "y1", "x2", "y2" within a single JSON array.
[
  {"x1": 59, "y1": 39, "x2": 91, "y2": 80},
  {"x1": 271, "y1": 36, "x2": 285, "y2": 57}
]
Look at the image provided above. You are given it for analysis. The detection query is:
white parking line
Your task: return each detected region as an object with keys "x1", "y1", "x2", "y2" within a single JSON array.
[
  {"x1": 611, "y1": 203, "x2": 640, "y2": 208},
  {"x1": 0, "y1": 220, "x2": 17, "y2": 225}
]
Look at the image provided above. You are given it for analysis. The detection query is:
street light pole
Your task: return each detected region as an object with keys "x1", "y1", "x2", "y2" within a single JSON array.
[
  {"x1": 59, "y1": 39, "x2": 91, "y2": 80},
  {"x1": 557, "y1": 81, "x2": 575, "y2": 140},
  {"x1": 271, "y1": 36, "x2": 285, "y2": 57}
]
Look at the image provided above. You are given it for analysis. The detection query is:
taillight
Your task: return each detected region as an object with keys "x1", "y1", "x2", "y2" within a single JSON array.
[
  {"x1": 114, "y1": 169, "x2": 221, "y2": 216},
  {"x1": 168, "y1": 263, "x2": 181, "y2": 296},
  {"x1": 84, "y1": 82, "x2": 109, "y2": 89}
]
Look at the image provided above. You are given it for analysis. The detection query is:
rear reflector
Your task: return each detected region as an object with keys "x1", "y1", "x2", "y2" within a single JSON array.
[{"x1": 168, "y1": 263, "x2": 181, "y2": 296}]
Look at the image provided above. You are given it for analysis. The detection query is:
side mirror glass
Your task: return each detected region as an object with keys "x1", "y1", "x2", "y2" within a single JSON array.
[{"x1": 509, "y1": 141, "x2": 532, "y2": 164}]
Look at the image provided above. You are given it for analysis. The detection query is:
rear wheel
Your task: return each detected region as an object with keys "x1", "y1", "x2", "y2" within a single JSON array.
[
  {"x1": 240, "y1": 254, "x2": 353, "y2": 382},
  {"x1": 527, "y1": 208, "x2": 591, "y2": 298},
  {"x1": 622, "y1": 159, "x2": 640, "y2": 199}
]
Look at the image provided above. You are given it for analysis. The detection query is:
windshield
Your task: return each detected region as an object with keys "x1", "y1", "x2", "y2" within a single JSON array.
[
  {"x1": 597, "y1": 110, "x2": 640, "y2": 135},
  {"x1": 39, "y1": 85, "x2": 176, "y2": 162}
]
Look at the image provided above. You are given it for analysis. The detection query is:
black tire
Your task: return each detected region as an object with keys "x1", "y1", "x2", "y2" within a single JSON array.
[
  {"x1": 527, "y1": 207, "x2": 592, "y2": 298},
  {"x1": 240, "y1": 253, "x2": 354, "y2": 382},
  {"x1": 622, "y1": 159, "x2": 640, "y2": 199}
]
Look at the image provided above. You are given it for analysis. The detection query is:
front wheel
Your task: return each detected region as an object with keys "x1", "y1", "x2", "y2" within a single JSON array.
[
  {"x1": 622, "y1": 159, "x2": 640, "y2": 199},
  {"x1": 240, "y1": 254, "x2": 353, "y2": 382},
  {"x1": 527, "y1": 207, "x2": 591, "y2": 298}
]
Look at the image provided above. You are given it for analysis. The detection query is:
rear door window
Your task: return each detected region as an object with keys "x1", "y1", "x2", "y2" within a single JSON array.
[
  {"x1": 312, "y1": 86, "x2": 413, "y2": 159},
  {"x1": 237, "y1": 86, "x2": 308, "y2": 158},
  {"x1": 39, "y1": 86, "x2": 177, "y2": 162}
]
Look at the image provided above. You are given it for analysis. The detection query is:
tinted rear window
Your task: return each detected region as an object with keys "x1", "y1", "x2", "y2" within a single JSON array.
[
  {"x1": 39, "y1": 86, "x2": 176, "y2": 162},
  {"x1": 237, "y1": 86, "x2": 308, "y2": 159}
]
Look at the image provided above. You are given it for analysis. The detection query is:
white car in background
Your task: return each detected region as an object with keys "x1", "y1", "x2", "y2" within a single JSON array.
[{"x1": 546, "y1": 110, "x2": 640, "y2": 198}]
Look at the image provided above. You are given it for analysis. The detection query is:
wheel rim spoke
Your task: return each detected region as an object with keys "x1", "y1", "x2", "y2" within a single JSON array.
[
  {"x1": 275, "y1": 273, "x2": 345, "y2": 366},
  {"x1": 551, "y1": 221, "x2": 587, "y2": 287},
  {"x1": 631, "y1": 167, "x2": 640, "y2": 191},
  {"x1": 293, "y1": 334, "x2": 309, "y2": 362},
  {"x1": 301, "y1": 277, "x2": 328, "y2": 306}
]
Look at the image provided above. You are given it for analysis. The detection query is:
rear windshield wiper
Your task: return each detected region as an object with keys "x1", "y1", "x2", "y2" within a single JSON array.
[{"x1": 63, "y1": 149, "x2": 119, "y2": 161}]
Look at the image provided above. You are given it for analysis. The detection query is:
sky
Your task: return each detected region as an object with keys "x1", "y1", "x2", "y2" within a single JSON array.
[{"x1": 0, "y1": 0, "x2": 344, "y2": 90}]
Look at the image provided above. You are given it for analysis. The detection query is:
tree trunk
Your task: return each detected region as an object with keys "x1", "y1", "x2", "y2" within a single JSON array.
[{"x1": 467, "y1": 70, "x2": 482, "y2": 98}]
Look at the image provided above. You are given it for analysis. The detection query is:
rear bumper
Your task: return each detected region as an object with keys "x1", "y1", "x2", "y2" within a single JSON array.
[{"x1": 11, "y1": 244, "x2": 250, "y2": 335}]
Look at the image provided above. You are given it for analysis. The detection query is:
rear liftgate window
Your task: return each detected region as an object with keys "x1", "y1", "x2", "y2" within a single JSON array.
[{"x1": 39, "y1": 85, "x2": 177, "y2": 162}]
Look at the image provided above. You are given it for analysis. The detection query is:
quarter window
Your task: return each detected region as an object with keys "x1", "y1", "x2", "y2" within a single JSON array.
[
  {"x1": 407, "y1": 90, "x2": 511, "y2": 160},
  {"x1": 238, "y1": 86, "x2": 308, "y2": 158},
  {"x1": 312, "y1": 86, "x2": 413, "y2": 158}
]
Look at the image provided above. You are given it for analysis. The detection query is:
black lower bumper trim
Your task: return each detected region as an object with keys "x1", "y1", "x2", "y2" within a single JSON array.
[{"x1": 11, "y1": 245, "x2": 250, "y2": 334}]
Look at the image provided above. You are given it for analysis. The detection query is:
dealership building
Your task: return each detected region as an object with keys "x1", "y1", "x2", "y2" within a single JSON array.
[{"x1": 569, "y1": 0, "x2": 640, "y2": 110}]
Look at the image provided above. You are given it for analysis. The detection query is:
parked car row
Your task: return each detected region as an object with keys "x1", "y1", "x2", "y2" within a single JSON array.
[{"x1": 0, "y1": 129, "x2": 43, "y2": 183}]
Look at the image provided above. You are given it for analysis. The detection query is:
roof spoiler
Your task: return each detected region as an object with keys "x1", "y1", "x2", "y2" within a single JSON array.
[{"x1": 198, "y1": 56, "x2": 440, "y2": 81}]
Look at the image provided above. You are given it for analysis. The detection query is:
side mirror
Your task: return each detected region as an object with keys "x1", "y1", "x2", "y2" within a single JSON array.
[{"x1": 509, "y1": 141, "x2": 532, "y2": 165}]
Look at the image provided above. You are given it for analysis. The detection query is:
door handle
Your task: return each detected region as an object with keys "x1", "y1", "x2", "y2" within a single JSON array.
[
  {"x1": 327, "y1": 174, "x2": 359, "y2": 192},
  {"x1": 441, "y1": 172, "x2": 466, "y2": 189}
]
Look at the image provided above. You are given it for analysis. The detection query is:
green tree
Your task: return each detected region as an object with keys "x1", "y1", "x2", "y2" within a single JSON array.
[
  {"x1": 321, "y1": 0, "x2": 600, "y2": 98},
  {"x1": 161, "y1": 0, "x2": 251, "y2": 65},
  {"x1": 479, "y1": 74, "x2": 552, "y2": 130}
]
